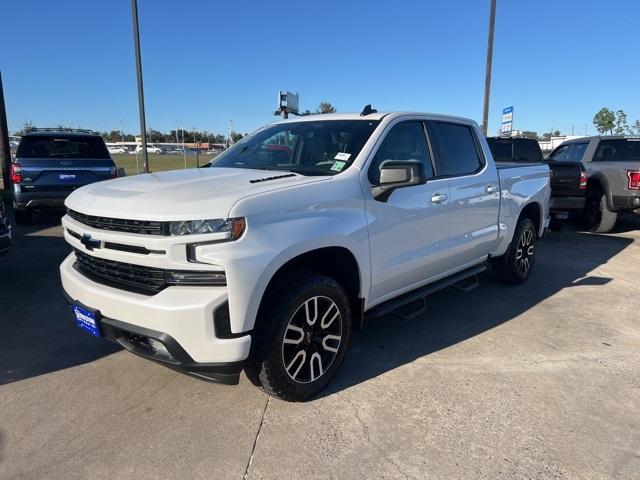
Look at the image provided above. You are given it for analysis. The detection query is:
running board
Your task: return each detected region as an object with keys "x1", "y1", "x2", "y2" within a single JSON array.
[{"x1": 365, "y1": 264, "x2": 487, "y2": 321}]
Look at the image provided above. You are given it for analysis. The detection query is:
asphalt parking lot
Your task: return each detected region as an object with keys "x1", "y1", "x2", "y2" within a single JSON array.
[{"x1": 1, "y1": 210, "x2": 639, "y2": 480}]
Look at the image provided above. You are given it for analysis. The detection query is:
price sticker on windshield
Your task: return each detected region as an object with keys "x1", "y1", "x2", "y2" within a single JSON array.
[
  {"x1": 334, "y1": 152, "x2": 351, "y2": 161},
  {"x1": 331, "y1": 161, "x2": 347, "y2": 172}
]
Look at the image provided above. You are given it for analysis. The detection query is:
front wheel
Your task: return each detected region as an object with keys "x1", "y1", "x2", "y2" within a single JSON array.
[
  {"x1": 491, "y1": 217, "x2": 537, "y2": 285},
  {"x1": 247, "y1": 271, "x2": 352, "y2": 401}
]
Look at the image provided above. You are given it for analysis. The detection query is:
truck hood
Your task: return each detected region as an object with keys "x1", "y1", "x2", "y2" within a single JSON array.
[{"x1": 65, "y1": 167, "x2": 328, "y2": 220}]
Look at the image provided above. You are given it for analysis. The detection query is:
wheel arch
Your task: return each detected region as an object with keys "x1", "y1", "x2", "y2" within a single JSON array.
[
  {"x1": 254, "y1": 246, "x2": 365, "y2": 332},
  {"x1": 518, "y1": 201, "x2": 544, "y2": 238}
]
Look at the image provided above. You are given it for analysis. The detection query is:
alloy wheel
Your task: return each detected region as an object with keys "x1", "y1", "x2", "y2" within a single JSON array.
[
  {"x1": 515, "y1": 229, "x2": 535, "y2": 275},
  {"x1": 281, "y1": 296, "x2": 342, "y2": 384}
]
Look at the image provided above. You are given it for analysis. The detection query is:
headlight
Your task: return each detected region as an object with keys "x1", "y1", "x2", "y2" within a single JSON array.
[
  {"x1": 168, "y1": 217, "x2": 246, "y2": 239},
  {"x1": 165, "y1": 270, "x2": 226, "y2": 286}
]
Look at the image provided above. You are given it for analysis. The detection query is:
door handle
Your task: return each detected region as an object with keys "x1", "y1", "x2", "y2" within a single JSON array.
[
  {"x1": 485, "y1": 185, "x2": 499, "y2": 194},
  {"x1": 430, "y1": 193, "x2": 448, "y2": 204}
]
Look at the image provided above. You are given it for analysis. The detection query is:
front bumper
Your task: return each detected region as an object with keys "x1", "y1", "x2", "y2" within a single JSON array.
[
  {"x1": 63, "y1": 292, "x2": 244, "y2": 384},
  {"x1": 60, "y1": 252, "x2": 252, "y2": 381}
]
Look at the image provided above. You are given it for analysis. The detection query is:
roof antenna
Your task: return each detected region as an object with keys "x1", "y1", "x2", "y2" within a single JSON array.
[{"x1": 360, "y1": 104, "x2": 377, "y2": 116}]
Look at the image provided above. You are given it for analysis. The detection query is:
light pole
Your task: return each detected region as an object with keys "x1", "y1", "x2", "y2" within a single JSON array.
[
  {"x1": 120, "y1": 120, "x2": 125, "y2": 144},
  {"x1": 174, "y1": 120, "x2": 180, "y2": 149},
  {"x1": 481, "y1": 0, "x2": 496, "y2": 135},
  {"x1": 130, "y1": 0, "x2": 149, "y2": 172}
]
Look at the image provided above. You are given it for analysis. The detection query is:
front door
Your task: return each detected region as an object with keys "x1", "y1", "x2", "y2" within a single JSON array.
[{"x1": 364, "y1": 121, "x2": 452, "y2": 305}]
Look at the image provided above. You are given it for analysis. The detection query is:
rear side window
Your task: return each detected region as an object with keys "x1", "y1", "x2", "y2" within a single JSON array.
[
  {"x1": 513, "y1": 140, "x2": 542, "y2": 162},
  {"x1": 594, "y1": 139, "x2": 640, "y2": 162},
  {"x1": 486, "y1": 139, "x2": 512, "y2": 162},
  {"x1": 549, "y1": 145, "x2": 570, "y2": 162},
  {"x1": 567, "y1": 143, "x2": 589, "y2": 162},
  {"x1": 429, "y1": 122, "x2": 483, "y2": 176},
  {"x1": 17, "y1": 135, "x2": 110, "y2": 159},
  {"x1": 368, "y1": 122, "x2": 434, "y2": 184}
]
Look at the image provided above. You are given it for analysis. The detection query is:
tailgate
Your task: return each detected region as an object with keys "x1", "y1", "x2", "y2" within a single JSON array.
[
  {"x1": 19, "y1": 158, "x2": 115, "y2": 192},
  {"x1": 547, "y1": 161, "x2": 585, "y2": 198}
]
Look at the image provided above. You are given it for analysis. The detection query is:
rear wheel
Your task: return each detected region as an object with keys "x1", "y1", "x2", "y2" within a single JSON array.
[
  {"x1": 491, "y1": 217, "x2": 537, "y2": 285},
  {"x1": 584, "y1": 192, "x2": 617, "y2": 233},
  {"x1": 247, "y1": 271, "x2": 351, "y2": 401},
  {"x1": 13, "y1": 208, "x2": 32, "y2": 225}
]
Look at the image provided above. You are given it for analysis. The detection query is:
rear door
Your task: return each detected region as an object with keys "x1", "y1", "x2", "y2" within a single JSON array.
[
  {"x1": 427, "y1": 121, "x2": 501, "y2": 266},
  {"x1": 16, "y1": 135, "x2": 115, "y2": 194}
]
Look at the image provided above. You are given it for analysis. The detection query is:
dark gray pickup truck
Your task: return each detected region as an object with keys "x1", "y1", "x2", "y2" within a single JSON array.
[
  {"x1": 11, "y1": 129, "x2": 118, "y2": 224},
  {"x1": 487, "y1": 137, "x2": 587, "y2": 230},
  {"x1": 550, "y1": 136, "x2": 640, "y2": 232}
]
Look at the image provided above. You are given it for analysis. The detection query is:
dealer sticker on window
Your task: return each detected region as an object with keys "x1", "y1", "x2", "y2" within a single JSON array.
[
  {"x1": 334, "y1": 152, "x2": 351, "y2": 161},
  {"x1": 331, "y1": 161, "x2": 347, "y2": 172}
]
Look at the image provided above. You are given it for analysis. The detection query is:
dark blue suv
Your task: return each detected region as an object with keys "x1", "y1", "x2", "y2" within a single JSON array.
[{"x1": 11, "y1": 129, "x2": 118, "y2": 224}]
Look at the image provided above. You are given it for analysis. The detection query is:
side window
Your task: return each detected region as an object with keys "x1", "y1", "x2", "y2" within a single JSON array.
[
  {"x1": 566, "y1": 143, "x2": 588, "y2": 162},
  {"x1": 428, "y1": 122, "x2": 483, "y2": 176},
  {"x1": 549, "y1": 145, "x2": 570, "y2": 162},
  {"x1": 368, "y1": 122, "x2": 434, "y2": 184}
]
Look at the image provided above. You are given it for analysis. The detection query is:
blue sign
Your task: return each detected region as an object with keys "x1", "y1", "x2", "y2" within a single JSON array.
[{"x1": 501, "y1": 106, "x2": 513, "y2": 134}]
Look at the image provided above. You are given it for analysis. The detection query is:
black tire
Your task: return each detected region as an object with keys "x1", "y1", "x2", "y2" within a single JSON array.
[
  {"x1": 247, "y1": 270, "x2": 352, "y2": 401},
  {"x1": 584, "y1": 192, "x2": 617, "y2": 233},
  {"x1": 13, "y1": 208, "x2": 32, "y2": 225},
  {"x1": 491, "y1": 217, "x2": 537, "y2": 285},
  {"x1": 548, "y1": 217, "x2": 565, "y2": 232}
]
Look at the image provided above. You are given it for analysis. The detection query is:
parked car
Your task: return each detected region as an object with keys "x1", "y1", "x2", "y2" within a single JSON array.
[
  {"x1": 107, "y1": 146, "x2": 128, "y2": 154},
  {"x1": 60, "y1": 110, "x2": 550, "y2": 401},
  {"x1": 11, "y1": 128, "x2": 118, "y2": 224},
  {"x1": 0, "y1": 200, "x2": 11, "y2": 256},
  {"x1": 135, "y1": 144, "x2": 164, "y2": 154},
  {"x1": 550, "y1": 136, "x2": 640, "y2": 232},
  {"x1": 487, "y1": 137, "x2": 587, "y2": 230}
]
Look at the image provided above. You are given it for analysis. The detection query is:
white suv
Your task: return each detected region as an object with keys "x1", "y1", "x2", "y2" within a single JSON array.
[{"x1": 60, "y1": 110, "x2": 550, "y2": 400}]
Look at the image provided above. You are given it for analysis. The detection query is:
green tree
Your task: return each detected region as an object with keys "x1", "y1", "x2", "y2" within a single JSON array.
[
  {"x1": 614, "y1": 110, "x2": 629, "y2": 135},
  {"x1": 316, "y1": 102, "x2": 336, "y2": 114},
  {"x1": 520, "y1": 131, "x2": 538, "y2": 140},
  {"x1": 14, "y1": 121, "x2": 34, "y2": 135},
  {"x1": 230, "y1": 131, "x2": 244, "y2": 143},
  {"x1": 593, "y1": 107, "x2": 616, "y2": 134}
]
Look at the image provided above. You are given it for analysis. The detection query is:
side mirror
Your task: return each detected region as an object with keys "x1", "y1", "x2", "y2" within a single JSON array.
[{"x1": 372, "y1": 160, "x2": 426, "y2": 202}]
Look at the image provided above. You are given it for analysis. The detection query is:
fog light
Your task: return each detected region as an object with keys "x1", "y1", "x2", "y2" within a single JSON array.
[{"x1": 148, "y1": 338, "x2": 171, "y2": 358}]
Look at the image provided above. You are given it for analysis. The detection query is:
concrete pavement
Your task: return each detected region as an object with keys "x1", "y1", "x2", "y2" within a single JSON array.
[{"x1": 1, "y1": 210, "x2": 638, "y2": 479}]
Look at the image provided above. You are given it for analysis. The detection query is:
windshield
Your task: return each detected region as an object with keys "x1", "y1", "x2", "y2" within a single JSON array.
[
  {"x1": 207, "y1": 120, "x2": 380, "y2": 176},
  {"x1": 17, "y1": 135, "x2": 110, "y2": 159}
]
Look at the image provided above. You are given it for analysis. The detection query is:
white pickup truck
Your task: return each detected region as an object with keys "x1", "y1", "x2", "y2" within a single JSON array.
[{"x1": 60, "y1": 110, "x2": 550, "y2": 401}]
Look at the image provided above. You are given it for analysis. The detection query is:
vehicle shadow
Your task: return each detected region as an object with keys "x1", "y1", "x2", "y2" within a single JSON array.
[
  {"x1": 0, "y1": 207, "x2": 120, "y2": 385},
  {"x1": 317, "y1": 226, "x2": 633, "y2": 399}
]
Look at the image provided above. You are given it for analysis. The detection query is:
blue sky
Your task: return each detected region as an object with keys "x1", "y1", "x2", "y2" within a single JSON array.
[{"x1": 2, "y1": 0, "x2": 638, "y2": 136}]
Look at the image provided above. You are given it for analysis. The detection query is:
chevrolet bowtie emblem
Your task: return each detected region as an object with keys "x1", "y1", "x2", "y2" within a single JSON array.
[{"x1": 80, "y1": 234, "x2": 101, "y2": 251}]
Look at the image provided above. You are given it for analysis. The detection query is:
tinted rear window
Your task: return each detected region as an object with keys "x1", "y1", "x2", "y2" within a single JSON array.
[
  {"x1": 594, "y1": 139, "x2": 640, "y2": 162},
  {"x1": 486, "y1": 139, "x2": 513, "y2": 162},
  {"x1": 17, "y1": 135, "x2": 110, "y2": 159},
  {"x1": 513, "y1": 140, "x2": 542, "y2": 162}
]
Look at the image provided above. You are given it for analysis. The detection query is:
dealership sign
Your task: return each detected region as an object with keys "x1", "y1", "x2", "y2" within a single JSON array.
[{"x1": 501, "y1": 106, "x2": 513, "y2": 134}]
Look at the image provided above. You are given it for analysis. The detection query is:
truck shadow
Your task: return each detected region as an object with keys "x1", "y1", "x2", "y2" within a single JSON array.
[
  {"x1": 0, "y1": 208, "x2": 119, "y2": 385},
  {"x1": 319, "y1": 226, "x2": 633, "y2": 399}
]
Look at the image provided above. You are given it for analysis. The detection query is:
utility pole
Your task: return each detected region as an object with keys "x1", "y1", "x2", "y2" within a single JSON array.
[
  {"x1": 131, "y1": 0, "x2": 149, "y2": 173},
  {"x1": 481, "y1": 0, "x2": 496, "y2": 135},
  {"x1": 0, "y1": 71, "x2": 11, "y2": 191}
]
